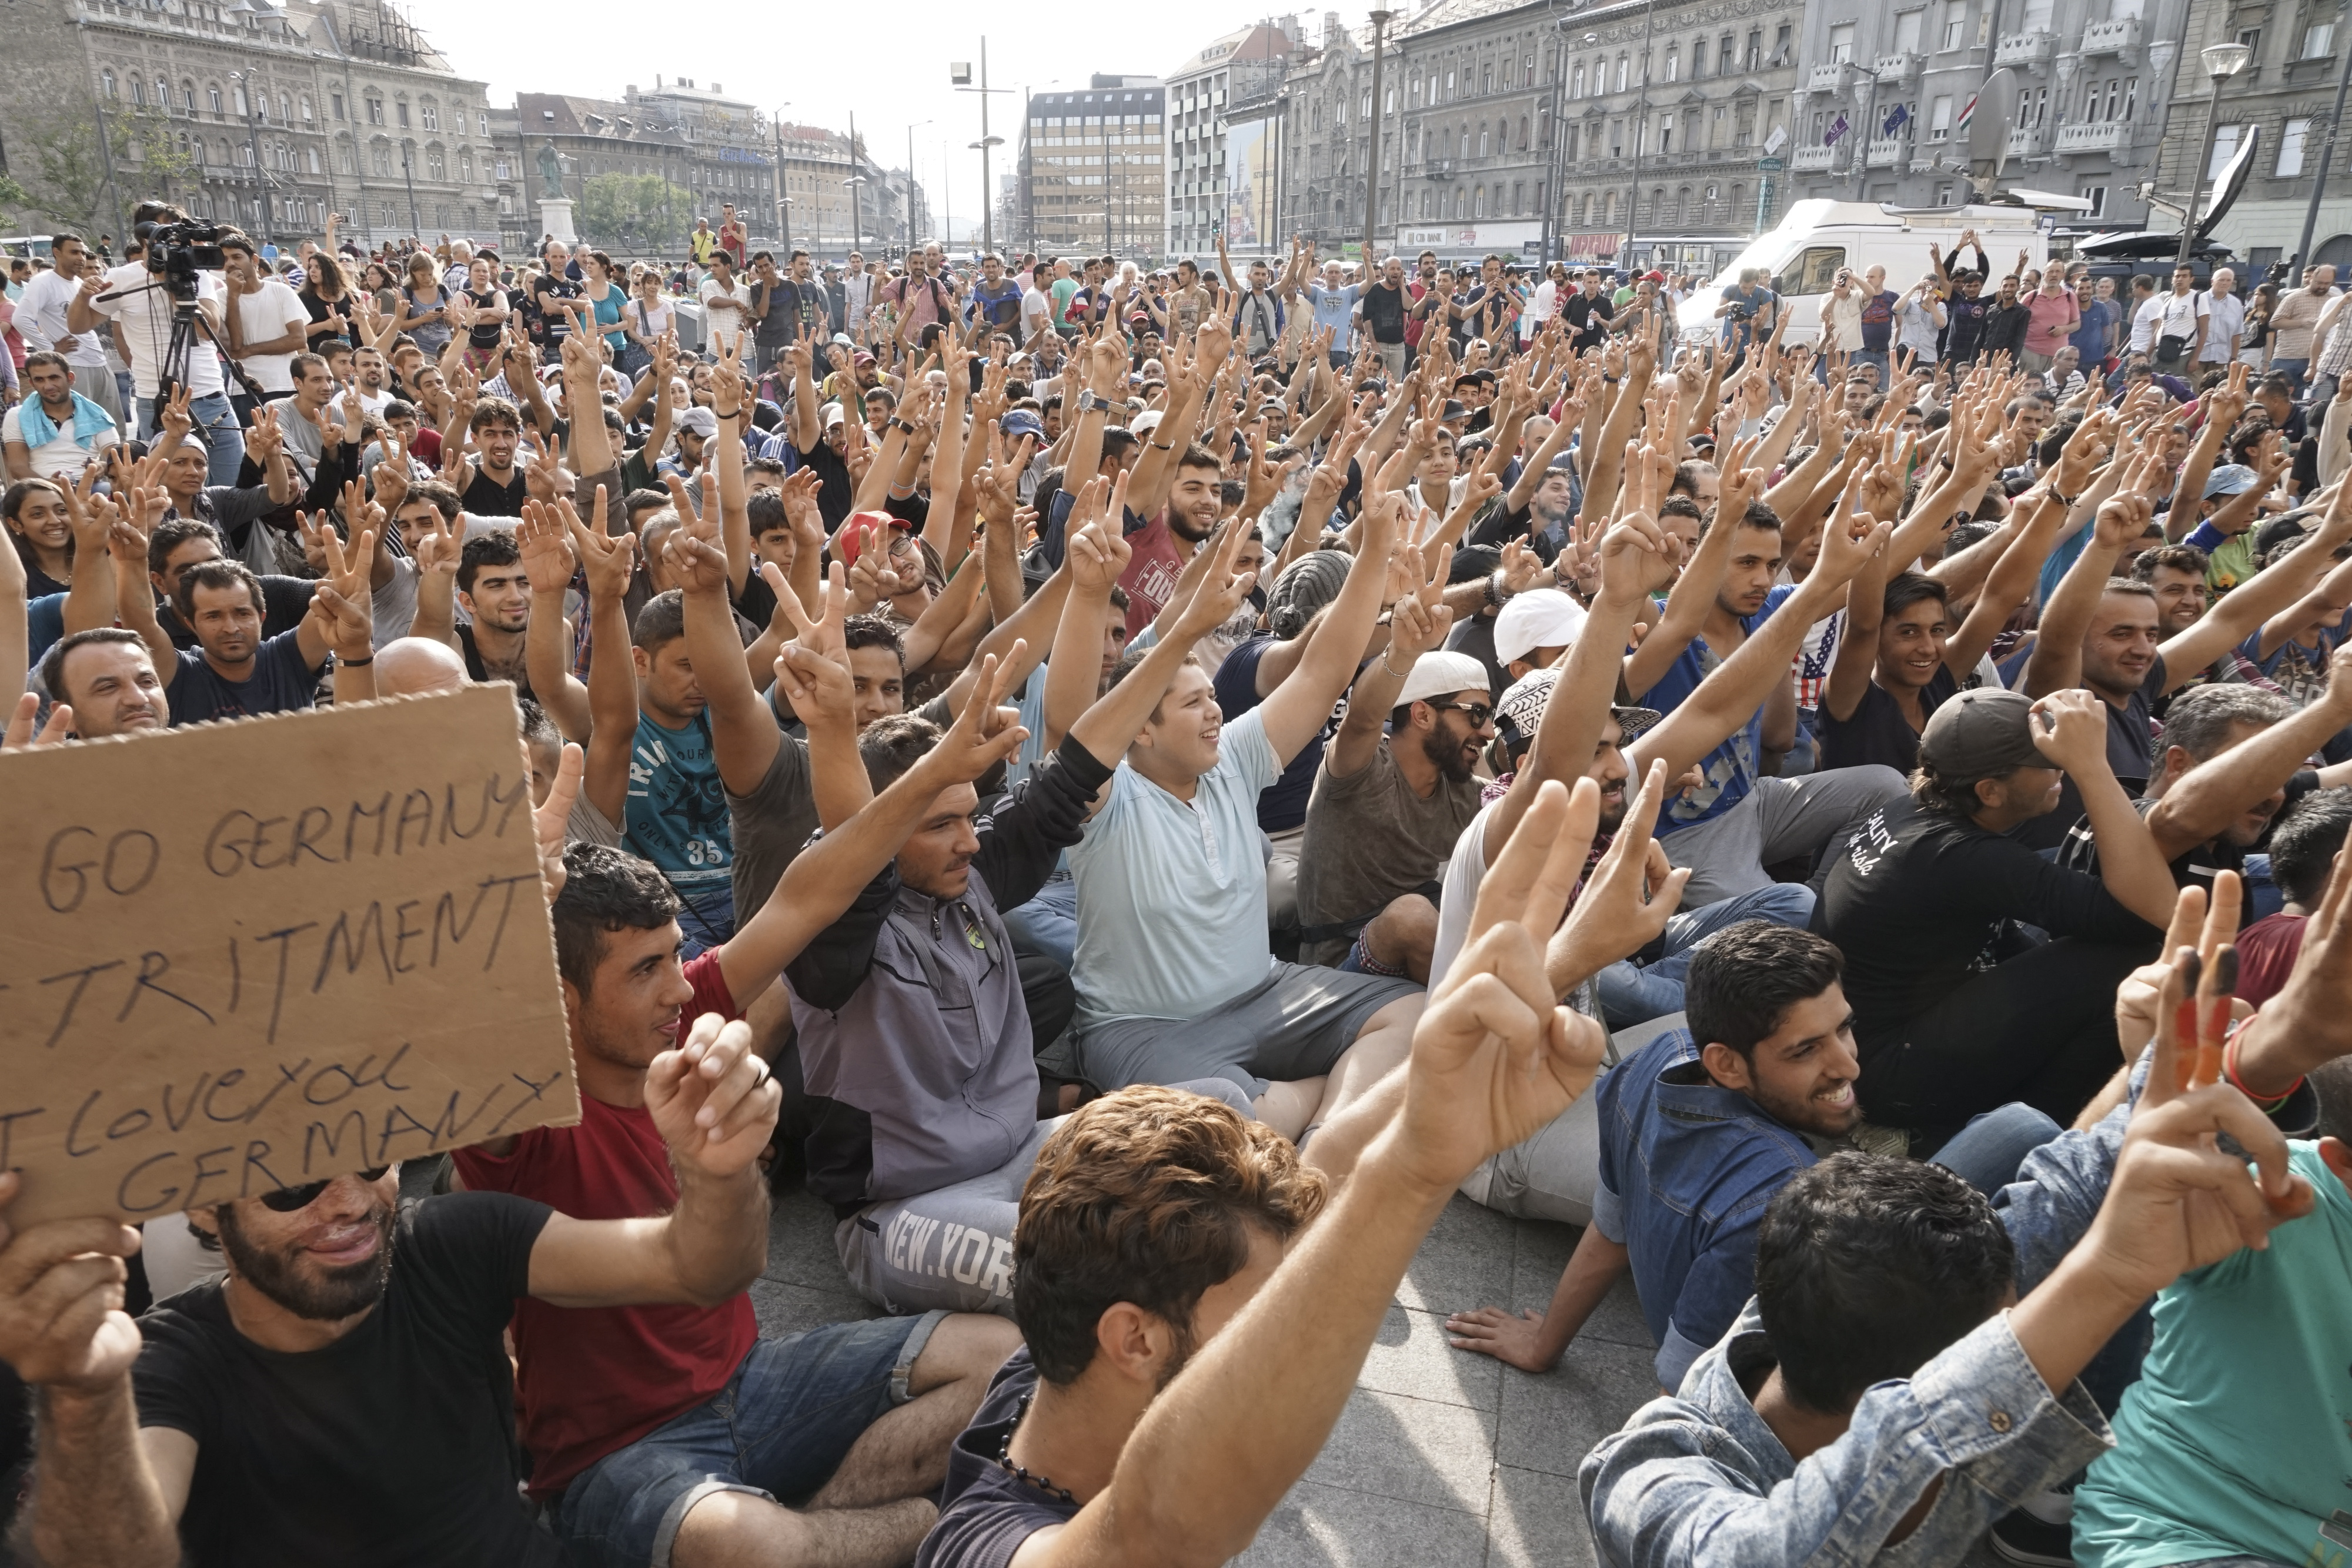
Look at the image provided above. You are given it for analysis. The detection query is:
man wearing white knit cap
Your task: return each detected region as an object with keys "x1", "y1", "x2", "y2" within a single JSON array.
[{"x1": 1295, "y1": 563, "x2": 1494, "y2": 979}]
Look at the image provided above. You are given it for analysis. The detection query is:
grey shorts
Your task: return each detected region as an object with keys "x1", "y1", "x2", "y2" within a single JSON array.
[{"x1": 1074, "y1": 962, "x2": 1420, "y2": 1098}]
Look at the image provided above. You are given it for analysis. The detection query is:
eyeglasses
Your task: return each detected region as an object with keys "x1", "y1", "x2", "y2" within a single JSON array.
[
  {"x1": 260, "y1": 1166, "x2": 390, "y2": 1212},
  {"x1": 1428, "y1": 700, "x2": 1496, "y2": 729}
]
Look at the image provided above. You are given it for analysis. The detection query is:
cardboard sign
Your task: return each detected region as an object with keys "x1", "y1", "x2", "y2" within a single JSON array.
[{"x1": 0, "y1": 687, "x2": 579, "y2": 1227}]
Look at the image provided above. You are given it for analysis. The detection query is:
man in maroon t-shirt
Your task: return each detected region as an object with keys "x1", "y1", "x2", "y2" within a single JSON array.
[
  {"x1": 458, "y1": 821, "x2": 1021, "y2": 1557},
  {"x1": 1115, "y1": 444, "x2": 1225, "y2": 639}
]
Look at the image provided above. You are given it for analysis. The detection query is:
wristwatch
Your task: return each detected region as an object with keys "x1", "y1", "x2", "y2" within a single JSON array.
[{"x1": 1076, "y1": 390, "x2": 1107, "y2": 413}]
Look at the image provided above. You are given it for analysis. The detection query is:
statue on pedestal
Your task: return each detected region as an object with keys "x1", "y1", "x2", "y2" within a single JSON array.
[{"x1": 537, "y1": 140, "x2": 568, "y2": 199}]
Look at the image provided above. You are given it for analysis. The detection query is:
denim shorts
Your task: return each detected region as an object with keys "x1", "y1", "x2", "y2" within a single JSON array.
[{"x1": 552, "y1": 1310, "x2": 946, "y2": 1568}]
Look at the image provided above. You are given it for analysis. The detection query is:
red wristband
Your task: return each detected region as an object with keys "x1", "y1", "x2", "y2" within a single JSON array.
[{"x1": 2222, "y1": 1018, "x2": 2300, "y2": 1108}]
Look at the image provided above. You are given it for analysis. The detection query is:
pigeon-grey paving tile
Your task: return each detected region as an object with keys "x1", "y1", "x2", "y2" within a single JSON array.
[
  {"x1": 1496, "y1": 1334, "x2": 1666, "y2": 1480},
  {"x1": 1486, "y1": 1463, "x2": 1601, "y2": 1568},
  {"x1": 1234, "y1": 1479, "x2": 1494, "y2": 1567},
  {"x1": 1360, "y1": 1304, "x2": 1506, "y2": 1413},
  {"x1": 749, "y1": 1277, "x2": 883, "y2": 1342},
  {"x1": 1508, "y1": 1219, "x2": 1660, "y2": 1352},
  {"x1": 1398, "y1": 1192, "x2": 1518, "y2": 1313},
  {"x1": 1299, "y1": 1386, "x2": 1499, "y2": 1516}
]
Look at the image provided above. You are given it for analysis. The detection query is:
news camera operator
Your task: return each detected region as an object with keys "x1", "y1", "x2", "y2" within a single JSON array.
[{"x1": 65, "y1": 202, "x2": 244, "y2": 487}]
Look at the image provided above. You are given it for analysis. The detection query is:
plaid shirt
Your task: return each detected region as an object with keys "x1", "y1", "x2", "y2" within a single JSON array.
[{"x1": 2315, "y1": 309, "x2": 2352, "y2": 380}]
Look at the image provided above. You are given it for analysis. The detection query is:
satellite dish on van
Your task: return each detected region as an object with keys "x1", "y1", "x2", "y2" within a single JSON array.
[
  {"x1": 1967, "y1": 69, "x2": 2019, "y2": 188},
  {"x1": 2197, "y1": 123, "x2": 2260, "y2": 238}
]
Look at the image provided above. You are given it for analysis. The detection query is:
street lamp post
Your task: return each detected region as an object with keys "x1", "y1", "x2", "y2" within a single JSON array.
[
  {"x1": 229, "y1": 71, "x2": 275, "y2": 245},
  {"x1": 2178, "y1": 42, "x2": 2254, "y2": 268},
  {"x1": 971, "y1": 135, "x2": 1005, "y2": 255},
  {"x1": 1621, "y1": 0, "x2": 1656, "y2": 272},
  {"x1": 772, "y1": 108, "x2": 791, "y2": 256},
  {"x1": 908, "y1": 121, "x2": 933, "y2": 251},
  {"x1": 846, "y1": 175, "x2": 867, "y2": 257},
  {"x1": 1366, "y1": 9, "x2": 1394, "y2": 265},
  {"x1": 953, "y1": 40, "x2": 1014, "y2": 258},
  {"x1": 399, "y1": 140, "x2": 420, "y2": 239}
]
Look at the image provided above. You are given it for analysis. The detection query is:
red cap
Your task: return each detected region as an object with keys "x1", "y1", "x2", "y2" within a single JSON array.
[{"x1": 835, "y1": 510, "x2": 911, "y2": 567}]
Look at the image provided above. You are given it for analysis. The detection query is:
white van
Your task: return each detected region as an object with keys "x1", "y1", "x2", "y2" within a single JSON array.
[{"x1": 1673, "y1": 198, "x2": 2064, "y2": 347}]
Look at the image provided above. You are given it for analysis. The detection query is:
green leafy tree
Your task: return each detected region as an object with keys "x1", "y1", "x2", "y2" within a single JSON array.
[
  {"x1": 15, "y1": 101, "x2": 123, "y2": 234},
  {"x1": 577, "y1": 172, "x2": 690, "y2": 251}
]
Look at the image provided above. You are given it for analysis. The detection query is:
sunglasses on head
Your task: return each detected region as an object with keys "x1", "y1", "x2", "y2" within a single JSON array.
[{"x1": 260, "y1": 1166, "x2": 390, "y2": 1212}]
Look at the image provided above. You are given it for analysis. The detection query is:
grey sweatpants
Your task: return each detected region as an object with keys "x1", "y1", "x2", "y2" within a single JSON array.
[
  {"x1": 1659, "y1": 767, "x2": 1906, "y2": 909},
  {"x1": 834, "y1": 1077, "x2": 1255, "y2": 1317}
]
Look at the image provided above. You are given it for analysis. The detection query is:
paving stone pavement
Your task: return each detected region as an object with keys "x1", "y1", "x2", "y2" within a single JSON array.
[{"x1": 757, "y1": 1184, "x2": 2010, "y2": 1567}]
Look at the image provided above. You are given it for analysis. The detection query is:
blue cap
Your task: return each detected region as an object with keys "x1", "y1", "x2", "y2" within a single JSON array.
[{"x1": 2203, "y1": 463, "x2": 2259, "y2": 500}]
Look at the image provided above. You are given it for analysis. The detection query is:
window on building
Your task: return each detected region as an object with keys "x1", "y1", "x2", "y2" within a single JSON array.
[
  {"x1": 1573, "y1": 63, "x2": 1585, "y2": 96},
  {"x1": 1482, "y1": 64, "x2": 1493, "y2": 92},
  {"x1": 102, "y1": 69, "x2": 117, "y2": 99},
  {"x1": 422, "y1": 102, "x2": 437, "y2": 131},
  {"x1": 1746, "y1": 29, "x2": 1763, "y2": 68},
  {"x1": 1479, "y1": 125, "x2": 1490, "y2": 156},
  {"x1": 477, "y1": 111, "x2": 489, "y2": 136},
  {"x1": 2079, "y1": 184, "x2": 2107, "y2": 216},
  {"x1": 2281, "y1": 118, "x2": 2313, "y2": 175},
  {"x1": 396, "y1": 102, "x2": 410, "y2": 129},
  {"x1": 1719, "y1": 35, "x2": 1736, "y2": 75},
  {"x1": 1446, "y1": 69, "x2": 1456, "y2": 98},
  {"x1": 232, "y1": 85, "x2": 247, "y2": 116},
  {"x1": 426, "y1": 145, "x2": 445, "y2": 179},
  {"x1": 373, "y1": 142, "x2": 392, "y2": 176},
  {"x1": 331, "y1": 92, "x2": 345, "y2": 120},
  {"x1": 2211, "y1": 123, "x2": 2242, "y2": 178},
  {"x1": 365, "y1": 98, "x2": 382, "y2": 125},
  {"x1": 1616, "y1": 56, "x2": 1629, "y2": 91},
  {"x1": 1666, "y1": 46, "x2": 1679, "y2": 80},
  {"x1": 1829, "y1": 23, "x2": 1856, "y2": 62},
  {"x1": 208, "y1": 85, "x2": 223, "y2": 114},
  {"x1": 2123, "y1": 76, "x2": 2138, "y2": 118},
  {"x1": 1894, "y1": 9, "x2": 1925, "y2": 52},
  {"x1": 1942, "y1": 0, "x2": 1967, "y2": 49},
  {"x1": 2304, "y1": 16, "x2": 2336, "y2": 56}
]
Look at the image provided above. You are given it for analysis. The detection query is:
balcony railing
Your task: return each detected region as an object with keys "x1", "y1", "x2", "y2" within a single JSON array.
[
  {"x1": 1809, "y1": 61, "x2": 1853, "y2": 92},
  {"x1": 1875, "y1": 52, "x2": 1925, "y2": 82},
  {"x1": 1993, "y1": 30, "x2": 2056, "y2": 65},
  {"x1": 1791, "y1": 145, "x2": 1839, "y2": 170},
  {"x1": 2054, "y1": 121, "x2": 2127, "y2": 153},
  {"x1": 2078, "y1": 16, "x2": 2140, "y2": 54},
  {"x1": 1866, "y1": 138, "x2": 1906, "y2": 168},
  {"x1": 2007, "y1": 123, "x2": 2050, "y2": 156}
]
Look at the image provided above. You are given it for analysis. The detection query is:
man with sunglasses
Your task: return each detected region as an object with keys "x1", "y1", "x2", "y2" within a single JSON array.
[
  {"x1": 0, "y1": 1014, "x2": 780, "y2": 1568},
  {"x1": 1295, "y1": 610, "x2": 1494, "y2": 980}
]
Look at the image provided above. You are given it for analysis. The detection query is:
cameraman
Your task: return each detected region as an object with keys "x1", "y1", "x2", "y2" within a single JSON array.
[{"x1": 64, "y1": 202, "x2": 243, "y2": 487}]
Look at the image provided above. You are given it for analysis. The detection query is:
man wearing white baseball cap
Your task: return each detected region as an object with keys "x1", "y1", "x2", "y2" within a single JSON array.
[
  {"x1": 1295, "y1": 565, "x2": 1494, "y2": 977},
  {"x1": 1493, "y1": 587, "x2": 1587, "y2": 680}
]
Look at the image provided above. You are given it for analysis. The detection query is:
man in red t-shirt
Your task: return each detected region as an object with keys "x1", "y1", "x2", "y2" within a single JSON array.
[
  {"x1": 456, "y1": 673, "x2": 1028, "y2": 1566},
  {"x1": 1115, "y1": 444, "x2": 1228, "y2": 640},
  {"x1": 717, "y1": 203, "x2": 747, "y2": 270}
]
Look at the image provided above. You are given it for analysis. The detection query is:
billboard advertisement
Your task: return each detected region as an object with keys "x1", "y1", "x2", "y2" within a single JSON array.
[{"x1": 1224, "y1": 119, "x2": 1268, "y2": 249}]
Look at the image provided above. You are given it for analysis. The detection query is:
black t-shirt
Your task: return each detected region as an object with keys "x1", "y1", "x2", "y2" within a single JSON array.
[
  {"x1": 465, "y1": 287, "x2": 512, "y2": 350},
  {"x1": 2054, "y1": 771, "x2": 2324, "y2": 903},
  {"x1": 2009, "y1": 655, "x2": 2167, "y2": 852},
  {"x1": 1561, "y1": 290, "x2": 1613, "y2": 349},
  {"x1": 1819, "y1": 797, "x2": 2159, "y2": 1050},
  {"x1": 455, "y1": 622, "x2": 536, "y2": 699},
  {"x1": 133, "y1": 1193, "x2": 560, "y2": 1568},
  {"x1": 1361, "y1": 281, "x2": 1408, "y2": 345},
  {"x1": 1816, "y1": 666, "x2": 1958, "y2": 775},
  {"x1": 915, "y1": 1350, "x2": 1080, "y2": 1568},
  {"x1": 462, "y1": 466, "x2": 529, "y2": 519},
  {"x1": 529, "y1": 273, "x2": 580, "y2": 345},
  {"x1": 300, "y1": 287, "x2": 353, "y2": 347},
  {"x1": 794, "y1": 435, "x2": 854, "y2": 532}
]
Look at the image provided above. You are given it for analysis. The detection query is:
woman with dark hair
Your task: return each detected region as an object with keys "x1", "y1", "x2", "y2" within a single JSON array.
[
  {"x1": 2, "y1": 477, "x2": 75, "y2": 597},
  {"x1": 360, "y1": 260, "x2": 399, "y2": 322},
  {"x1": 300, "y1": 250, "x2": 356, "y2": 347},
  {"x1": 581, "y1": 250, "x2": 629, "y2": 370},
  {"x1": 393, "y1": 250, "x2": 452, "y2": 356}
]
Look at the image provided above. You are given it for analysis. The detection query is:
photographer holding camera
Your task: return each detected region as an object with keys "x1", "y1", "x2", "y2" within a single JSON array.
[{"x1": 64, "y1": 202, "x2": 244, "y2": 487}]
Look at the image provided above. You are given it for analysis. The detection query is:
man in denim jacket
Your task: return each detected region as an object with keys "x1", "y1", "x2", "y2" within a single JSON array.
[{"x1": 1581, "y1": 873, "x2": 2344, "y2": 1568}]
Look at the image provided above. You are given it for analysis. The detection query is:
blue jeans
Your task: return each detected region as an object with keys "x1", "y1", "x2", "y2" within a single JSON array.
[
  {"x1": 1596, "y1": 882, "x2": 1816, "y2": 1030},
  {"x1": 1929, "y1": 1102, "x2": 2062, "y2": 1193},
  {"x1": 1002, "y1": 867, "x2": 1077, "y2": 974},
  {"x1": 2271, "y1": 356, "x2": 2309, "y2": 397},
  {"x1": 554, "y1": 1310, "x2": 944, "y2": 1568},
  {"x1": 135, "y1": 390, "x2": 245, "y2": 487}
]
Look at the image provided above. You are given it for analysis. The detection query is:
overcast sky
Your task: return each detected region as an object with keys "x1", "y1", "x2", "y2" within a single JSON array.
[{"x1": 406, "y1": 2, "x2": 1338, "y2": 240}]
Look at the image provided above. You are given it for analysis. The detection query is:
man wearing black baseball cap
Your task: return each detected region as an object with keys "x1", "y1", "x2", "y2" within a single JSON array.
[{"x1": 1818, "y1": 687, "x2": 2177, "y2": 1145}]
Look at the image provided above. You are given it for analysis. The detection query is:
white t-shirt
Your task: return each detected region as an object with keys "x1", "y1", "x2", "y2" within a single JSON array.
[
  {"x1": 627, "y1": 296, "x2": 673, "y2": 341},
  {"x1": 1021, "y1": 285, "x2": 1054, "y2": 338},
  {"x1": 17, "y1": 268, "x2": 109, "y2": 369},
  {"x1": 700, "y1": 277, "x2": 752, "y2": 349},
  {"x1": 231, "y1": 278, "x2": 308, "y2": 393},
  {"x1": 2, "y1": 401, "x2": 121, "y2": 479},
  {"x1": 2199, "y1": 290, "x2": 2247, "y2": 363},
  {"x1": 88, "y1": 261, "x2": 227, "y2": 399},
  {"x1": 354, "y1": 386, "x2": 396, "y2": 419}
]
